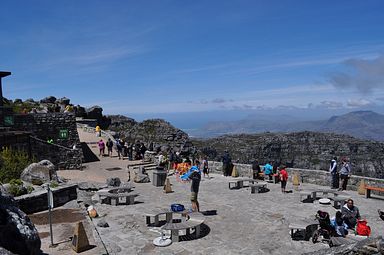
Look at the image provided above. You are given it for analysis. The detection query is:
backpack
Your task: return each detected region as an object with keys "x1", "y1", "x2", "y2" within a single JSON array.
[
  {"x1": 171, "y1": 203, "x2": 185, "y2": 212},
  {"x1": 356, "y1": 219, "x2": 371, "y2": 236}
]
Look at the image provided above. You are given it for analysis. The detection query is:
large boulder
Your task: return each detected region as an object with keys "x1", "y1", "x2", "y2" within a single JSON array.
[
  {"x1": 20, "y1": 160, "x2": 59, "y2": 185},
  {"x1": 86, "y1": 106, "x2": 103, "y2": 120},
  {"x1": 56, "y1": 97, "x2": 70, "y2": 105},
  {"x1": 0, "y1": 192, "x2": 41, "y2": 255},
  {"x1": 39, "y1": 96, "x2": 56, "y2": 104}
]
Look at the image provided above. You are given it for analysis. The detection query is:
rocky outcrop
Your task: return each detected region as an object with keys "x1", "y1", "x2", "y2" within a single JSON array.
[
  {"x1": 0, "y1": 191, "x2": 41, "y2": 255},
  {"x1": 303, "y1": 236, "x2": 383, "y2": 255},
  {"x1": 193, "y1": 131, "x2": 384, "y2": 179},
  {"x1": 20, "y1": 160, "x2": 59, "y2": 185},
  {"x1": 108, "y1": 116, "x2": 193, "y2": 155}
]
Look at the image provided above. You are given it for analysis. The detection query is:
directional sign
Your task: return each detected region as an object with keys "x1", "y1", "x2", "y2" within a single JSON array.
[{"x1": 59, "y1": 129, "x2": 68, "y2": 139}]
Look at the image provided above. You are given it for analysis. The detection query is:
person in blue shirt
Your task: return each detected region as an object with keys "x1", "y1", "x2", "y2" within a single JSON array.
[{"x1": 263, "y1": 161, "x2": 273, "y2": 181}]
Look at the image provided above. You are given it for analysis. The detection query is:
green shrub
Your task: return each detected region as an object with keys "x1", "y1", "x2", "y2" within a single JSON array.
[
  {"x1": 9, "y1": 178, "x2": 23, "y2": 186},
  {"x1": 26, "y1": 185, "x2": 34, "y2": 193},
  {"x1": 0, "y1": 147, "x2": 33, "y2": 183},
  {"x1": 50, "y1": 181, "x2": 58, "y2": 188}
]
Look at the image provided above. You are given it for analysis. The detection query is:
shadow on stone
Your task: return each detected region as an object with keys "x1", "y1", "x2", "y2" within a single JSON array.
[
  {"x1": 179, "y1": 223, "x2": 210, "y2": 242},
  {"x1": 80, "y1": 142, "x2": 99, "y2": 163},
  {"x1": 201, "y1": 210, "x2": 217, "y2": 216}
]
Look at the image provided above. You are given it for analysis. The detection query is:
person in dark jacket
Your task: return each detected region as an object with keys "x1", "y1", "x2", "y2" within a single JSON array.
[
  {"x1": 222, "y1": 151, "x2": 232, "y2": 177},
  {"x1": 189, "y1": 165, "x2": 201, "y2": 212},
  {"x1": 252, "y1": 160, "x2": 261, "y2": 180},
  {"x1": 341, "y1": 199, "x2": 361, "y2": 229},
  {"x1": 329, "y1": 157, "x2": 339, "y2": 189}
]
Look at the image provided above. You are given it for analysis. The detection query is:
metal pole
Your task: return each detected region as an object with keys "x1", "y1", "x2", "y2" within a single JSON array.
[{"x1": 47, "y1": 184, "x2": 54, "y2": 246}]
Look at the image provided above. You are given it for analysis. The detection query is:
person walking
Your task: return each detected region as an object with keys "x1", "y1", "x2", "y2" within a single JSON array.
[
  {"x1": 116, "y1": 139, "x2": 123, "y2": 160},
  {"x1": 279, "y1": 165, "x2": 288, "y2": 193},
  {"x1": 329, "y1": 157, "x2": 339, "y2": 189},
  {"x1": 106, "y1": 138, "x2": 113, "y2": 157},
  {"x1": 339, "y1": 158, "x2": 351, "y2": 191},
  {"x1": 95, "y1": 125, "x2": 101, "y2": 137},
  {"x1": 98, "y1": 139, "x2": 105, "y2": 157}
]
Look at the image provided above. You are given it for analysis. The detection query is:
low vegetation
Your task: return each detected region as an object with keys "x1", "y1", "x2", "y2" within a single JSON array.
[{"x1": 0, "y1": 147, "x2": 33, "y2": 183}]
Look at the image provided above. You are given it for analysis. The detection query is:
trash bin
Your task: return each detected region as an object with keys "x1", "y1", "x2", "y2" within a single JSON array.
[{"x1": 153, "y1": 167, "x2": 167, "y2": 187}]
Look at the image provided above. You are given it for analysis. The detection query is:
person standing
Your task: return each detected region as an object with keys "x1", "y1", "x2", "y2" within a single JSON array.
[
  {"x1": 106, "y1": 138, "x2": 113, "y2": 157},
  {"x1": 252, "y1": 160, "x2": 261, "y2": 180},
  {"x1": 116, "y1": 139, "x2": 123, "y2": 160},
  {"x1": 98, "y1": 139, "x2": 105, "y2": 157},
  {"x1": 189, "y1": 165, "x2": 201, "y2": 212},
  {"x1": 279, "y1": 165, "x2": 288, "y2": 193},
  {"x1": 222, "y1": 151, "x2": 232, "y2": 177},
  {"x1": 263, "y1": 161, "x2": 273, "y2": 181},
  {"x1": 339, "y1": 158, "x2": 351, "y2": 191},
  {"x1": 95, "y1": 125, "x2": 101, "y2": 137},
  {"x1": 329, "y1": 157, "x2": 339, "y2": 189},
  {"x1": 202, "y1": 157, "x2": 210, "y2": 178}
]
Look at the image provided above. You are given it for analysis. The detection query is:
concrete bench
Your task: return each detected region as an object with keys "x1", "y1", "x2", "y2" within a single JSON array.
[
  {"x1": 288, "y1": 219, "x2": 318, "y2": 241},
  {"x1": 161, "y1": 212, "x2": 205, "y2": 242},
  {"x1": 249, "y1": 182, "x2": 267, "y2": 194},
  {"x1": 98, "y1": 189, "x2": 138, "y2": 206},
  {"x1": 365, "y1": 186, "x2": 384, "y2": 198},
  {"x1": 331, "y1": 196, "x2": 348, "y2": 209},
  {"x1": 145, "y1": 209, "x2": 173, "y2": 227},
  {"x1": 229, "y1": 180, "x2": 244, "y2": 189},
  {"x1": 311, "y1": 189, "x2": 346, "y2": 200}
]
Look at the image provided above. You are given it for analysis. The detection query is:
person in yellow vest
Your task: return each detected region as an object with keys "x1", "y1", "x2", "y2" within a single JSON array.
[{"x1": 95, "y1": 125, "x2": 101, "y2": 137}]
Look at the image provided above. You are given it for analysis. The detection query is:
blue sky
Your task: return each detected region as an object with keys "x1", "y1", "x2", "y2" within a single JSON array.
[{"x1": 2, "y1": 1, "x2": 384, "y2": 126}]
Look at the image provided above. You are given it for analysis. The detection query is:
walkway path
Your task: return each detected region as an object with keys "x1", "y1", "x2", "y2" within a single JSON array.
[{"x1": 36, "y1": 127, "x2": 383, "y2": 255}]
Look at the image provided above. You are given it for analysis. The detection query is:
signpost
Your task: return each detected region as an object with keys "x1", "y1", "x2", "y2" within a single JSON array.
[
  {"x1": 4, "y1": 115, "x2": 14, "y2": 126},
  {"x1": 46, "y1": 184, "x2": 56, "y2": 247},
  {"x1": 59, "y1": 129, "x2": 68, "y2": 139}
]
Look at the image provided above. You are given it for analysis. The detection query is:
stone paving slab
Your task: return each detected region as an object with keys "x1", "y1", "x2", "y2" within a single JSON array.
[{"x1": 41, "y1": 127, "x2": 384, "y2": 255}]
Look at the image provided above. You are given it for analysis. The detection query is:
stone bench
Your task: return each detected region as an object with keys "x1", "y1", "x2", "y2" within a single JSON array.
[
  {"x1": 228, "y1": 178, "x2": 258, "y2": 189},
  {"x1": 310, "y1": 189, "x2": 347, "y2": 200},
  {"x1": 228, "y1": 180, "x2": 244, "y2": 189},
  {"x1": 98, "y1": 189, "x2": 138, "y2": 206},
  {"x1": 331, "y1": 196, "x2": 348, "y2": 209},
  {"x1": 365, "y1": 186, "x2": 384, "y2": 198},
  {"x1": 249, "y1": 182, "x2": 268, "y2": 194},
  {"x1": 145, "y1": 209, "x2": 174, "y2": 227},
  {"x1": 288, "y1": 219, "x2": 318, "y2": 241},
  {"x1": 161, "y1": 212, "x2": 205, "y2": 242}
]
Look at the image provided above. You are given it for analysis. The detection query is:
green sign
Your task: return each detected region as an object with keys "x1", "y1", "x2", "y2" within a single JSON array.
[
  {"x1": 4, "y1": 116, "x2": 14, "y2": 126},
  {"x1": 59, "y1": 129, "x2": 68, "y2": 139}
]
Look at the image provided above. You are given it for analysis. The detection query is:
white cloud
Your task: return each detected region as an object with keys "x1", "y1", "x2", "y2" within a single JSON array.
[{"x1": 346, "y1": 98, "x2": 374, "y2": 108}]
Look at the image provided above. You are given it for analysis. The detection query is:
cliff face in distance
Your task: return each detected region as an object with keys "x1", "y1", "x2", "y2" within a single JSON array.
[
  {"x1": 192, "y1": 131, "x2": 384, "y2": 179},
  {"x1": 108, "y1": 115, "x2": 193, "y2": 154}
]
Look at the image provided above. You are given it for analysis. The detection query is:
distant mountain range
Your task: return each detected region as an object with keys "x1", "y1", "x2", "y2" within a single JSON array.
[{"x1": 189, "y1": 111, "x2": 384, "y2": 141}]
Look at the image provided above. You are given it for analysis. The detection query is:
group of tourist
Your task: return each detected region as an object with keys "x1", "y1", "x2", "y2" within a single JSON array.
[
  {"x1": 97, "y1": 137, "x2": 147, "y2": 160},
  {"x1": 329, "y1": 156, "x2": 352, "y2": 191}
]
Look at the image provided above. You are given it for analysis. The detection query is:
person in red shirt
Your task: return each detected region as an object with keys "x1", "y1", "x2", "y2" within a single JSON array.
[{"x1": 279, "y1": 165, "x2": 289, "y2": 193}]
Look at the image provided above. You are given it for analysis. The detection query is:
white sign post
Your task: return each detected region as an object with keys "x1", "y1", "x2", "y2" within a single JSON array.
[{"x1": 47, "y1": 184, "x2": 55, "y2": 247}]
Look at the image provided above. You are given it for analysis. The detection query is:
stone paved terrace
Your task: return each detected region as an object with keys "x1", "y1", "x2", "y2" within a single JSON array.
[{"x1": 36, "y1": 127, "x2": 384, "y2": 255}]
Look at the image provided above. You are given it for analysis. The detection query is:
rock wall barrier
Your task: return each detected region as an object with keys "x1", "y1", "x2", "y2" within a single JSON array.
[
  {"x1": 208, "y1": 161, "x2": 384, "y2": 192},
  {"x1": 15, "y1": 184, "x2": 78, "y2": 214}
]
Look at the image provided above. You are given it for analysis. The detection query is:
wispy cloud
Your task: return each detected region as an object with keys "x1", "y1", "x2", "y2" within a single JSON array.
[
  {"x1": 319, "y1": 101, "x2": 343, "y2": 109},
  {"x1": 346, "y1": 98, "x2": 374, "y2": 108},
  {"x1": 329, "y1": 54, "x2": 384, "y2": 94}
]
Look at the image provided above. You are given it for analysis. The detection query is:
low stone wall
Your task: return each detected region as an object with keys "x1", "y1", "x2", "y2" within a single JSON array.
[
  {"x1": 208, "y1": 161, "x2": 384, "y2": 192},
  {"x1": 15, "y1": 184, "x2": 78, "y2": 214}
]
